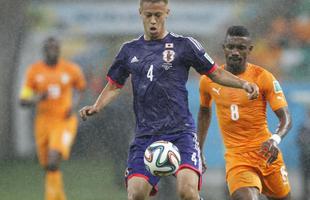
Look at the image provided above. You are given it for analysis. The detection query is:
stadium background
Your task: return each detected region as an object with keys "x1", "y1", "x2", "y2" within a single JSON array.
[{"x1": 0, "y1": 0, "x2": 309, "y2": 199}]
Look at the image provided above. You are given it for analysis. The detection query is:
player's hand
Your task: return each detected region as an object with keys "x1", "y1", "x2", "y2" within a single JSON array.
[
  {"x1": 38, "y1": 92, "x2": 49, "y2": 101},
  {"x1": 242, "y1": 82, "x2": 259, "y2": 100},
  {"x1": 79, "y1": 105, "x2": 99, "y2": 121},
  {"x1": 259, "y1": 139, "x2": 279, "y2": 165},
  {"x1": 33, "y1": 91, "x2": 48, "y2": 103},
  {"x1": 200, "y1": 152, "x2": 207, "y2": 174}
]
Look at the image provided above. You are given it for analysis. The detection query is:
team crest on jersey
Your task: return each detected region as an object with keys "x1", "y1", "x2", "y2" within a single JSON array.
[
  {"x1": 163, "y1": 50, "x2": 175, "y2": 63},
  {"x1": 273, "y1": 80, "x2": 283, "y2": 93}
]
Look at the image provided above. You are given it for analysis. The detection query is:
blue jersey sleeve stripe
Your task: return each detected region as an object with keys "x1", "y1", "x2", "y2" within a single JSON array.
[
  {"x1": 187, "y1": 37, "x2": 204, "y2": 51},
  {"x1": 170, "y1": 32, "x2": 183, "y2": 38},
  {"x1": 106, "y1": 75, "x2": 124, "y2": 88}
]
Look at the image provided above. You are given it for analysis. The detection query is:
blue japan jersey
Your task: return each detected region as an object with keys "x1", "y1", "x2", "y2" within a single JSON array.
[{"x1": 107, "y1": 33, "x2": 216, "y2": 136}]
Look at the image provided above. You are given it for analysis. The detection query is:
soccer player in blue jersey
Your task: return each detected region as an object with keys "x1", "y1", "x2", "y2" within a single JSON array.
[{"x1": 79, "y1": 0, "x2": 259, "y2": 200}]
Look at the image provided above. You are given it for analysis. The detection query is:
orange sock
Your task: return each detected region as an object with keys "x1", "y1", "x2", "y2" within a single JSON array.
[{"x1": 45, "y1": 170, "x2": 67, "y2": 200}]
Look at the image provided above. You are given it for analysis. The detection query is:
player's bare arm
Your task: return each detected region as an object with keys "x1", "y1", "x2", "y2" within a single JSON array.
[
  {"x1": 79, "y1": 82, "x2": 121, "y2": 121},
  {"x1": 197, "y1": 106, "x2": 212, "y2": 173},
  {"x1": 207, "y1": 67, "x2": 259, "y2": 100},
  {"x1": 260, "y1": 107, "x2": 292, "y2": 164}
]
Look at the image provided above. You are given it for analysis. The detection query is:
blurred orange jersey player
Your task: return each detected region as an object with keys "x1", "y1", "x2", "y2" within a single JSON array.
[
  {"x1": 198, "y1": 26, "x2": 292, "y2": 200},
  {"x1": 19, "y1": 37, "x2": 86, "y2": 200}
]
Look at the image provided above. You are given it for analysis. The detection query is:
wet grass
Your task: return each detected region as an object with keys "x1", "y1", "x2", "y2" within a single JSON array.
[{"x1": 0, "y1": 158, "x2": 127, "y2": 200}]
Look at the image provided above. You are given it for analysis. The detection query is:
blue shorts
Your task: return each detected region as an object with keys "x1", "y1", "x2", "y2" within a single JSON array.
[{"x1": 124, "y1": 131, "x2": 202, "y2": 196}]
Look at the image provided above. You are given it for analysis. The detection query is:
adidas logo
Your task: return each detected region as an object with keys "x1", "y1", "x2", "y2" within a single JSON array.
[{"x1": 130, "y1": 56, "x2": 139, "y2": 63}]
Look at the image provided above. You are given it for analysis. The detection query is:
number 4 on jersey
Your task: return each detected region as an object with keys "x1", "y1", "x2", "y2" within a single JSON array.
[{"x1": 147, "y1": 65, "x2": 154, "y2": 81}]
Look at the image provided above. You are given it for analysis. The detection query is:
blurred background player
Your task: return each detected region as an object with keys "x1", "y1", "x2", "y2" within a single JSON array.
[
  {"x1": 79, "y1": 1, "x2": 258, "y2": 200},
  {"x1": 19, "y1": 37, "x2": 86, "y2": 200},
  {"x1": 297, "y1": 108, "x2": 310, "y2": 200},
  {"x1": 198, "y1": 26, "x2": 292, "y2": 200}
]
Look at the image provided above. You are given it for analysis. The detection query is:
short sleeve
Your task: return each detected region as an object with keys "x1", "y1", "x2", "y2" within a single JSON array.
[
  {"x1": 107, "y1": 45, "x2": 130, "y2": 88},
  {"x1": 259, "y1": 71, "x2": 287, "y2": 111},
  {"x1": 184, "y1": 37, "x2": 217, "y2": 75},
  {"x1": 71, "y1": 63, "x2": 86, "y2": 91},
  {"x1": 199, "y1": 75, "x2": 213, "y2": 107}
]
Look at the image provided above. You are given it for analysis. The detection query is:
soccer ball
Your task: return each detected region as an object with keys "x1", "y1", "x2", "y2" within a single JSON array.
[{"x1": 144, "y1": 140, "x2": 181, "y2": 176}]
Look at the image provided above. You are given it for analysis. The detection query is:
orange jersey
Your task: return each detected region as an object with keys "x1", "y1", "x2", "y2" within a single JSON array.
[
  {"x1": 199, "y1": 63, "x2": 287, "y2": 152},
  {"x1": 22, "y1": 59, "x2": 86, "y2": 118}
]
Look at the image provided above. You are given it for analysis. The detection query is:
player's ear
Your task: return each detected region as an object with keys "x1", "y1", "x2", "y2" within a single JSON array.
[
  {"x1": 249, "y1": 45, "x2": 254, "y2": 52},
  {"x1": 166, "y1": 8, "x2": 170, "y2": 16},
  {"x1": 247, "y1": 45, "x2": 254, "y2": 56},
  {"x1": 139, "y1": 7, "x2": 142, "y2": 16}
]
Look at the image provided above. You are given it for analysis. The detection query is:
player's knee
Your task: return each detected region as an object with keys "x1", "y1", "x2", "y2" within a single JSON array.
[
  {"x1": 46, "y1": 150, "x2": 61, "y2": 171},
  {"x1": 127, "y1": 189, "x2": 148, "y2": 200},
  {"x1": 283, "y1": 192, "x2": 292, "y2": 200},
  {"x1": 278, "y1": 193, "x2": 291, "y2": 200},
  {"x1": 46, "y1": 158, "x2": 60, "y2": 171},
  {"x1": 178, "y1": 184, "x2": 199, "y2": 200},
  {"x1": 268, "y1": 192, "x2": 291, "y2": 200},
  {"x1": 231, "y1": 187, "x2": 259, "y2": 200},
  {"x1": 46, "y1": 162, "x2": 59, "y2": 171}
]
